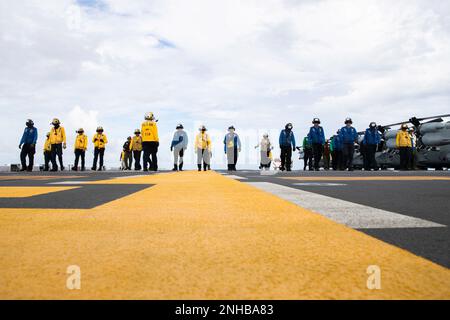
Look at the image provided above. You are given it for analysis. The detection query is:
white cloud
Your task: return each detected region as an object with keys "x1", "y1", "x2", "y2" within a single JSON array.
[{"x1": 1, "y1": 0, "x2": 449, "y2": 168}]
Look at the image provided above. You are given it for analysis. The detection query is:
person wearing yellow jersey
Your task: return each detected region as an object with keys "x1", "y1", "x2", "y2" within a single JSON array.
[
  {"x1": 130, "y1": 129, "x2": 143, "y2": 171},
  {"x1": 73, "y1": 128, "x2": 88, "y2": 171},
  {"x1": 43, "y1": 132, "x2": 52, "y2": 171},
  {"x1": 91, "y1": 126, "x2": 108, "y2": 171},
  {"x1": 141, "y1": 112, "x2": 159, "y2": 171},
  {"x1": 396, "y1": 123, "x2": 413, "y2": 170},
  {"x1": 49, "y1": 118, "x2": 66, "y2": 171},
  {"x1": 195, "y1": 125, "x2": 212, "y2": 171}
]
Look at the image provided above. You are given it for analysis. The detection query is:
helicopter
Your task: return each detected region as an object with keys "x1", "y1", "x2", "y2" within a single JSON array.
[{"x1": 353, "y1": 114, "x2": 450, "y2": 170}]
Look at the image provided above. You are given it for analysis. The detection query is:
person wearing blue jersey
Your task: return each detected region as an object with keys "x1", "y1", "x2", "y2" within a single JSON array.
[
  {"x1": 362, "y1": 122, "x2": 381, "y2": 171},
  {"x1": 308, "y1": 118, "x2": 326, "y2": 171},
  {"x1": 279, "y1": 123, "x2": 296, "y2": 171},
  {"x1": 339, "y1": 118, "x2": 358, "y2": 171},
  {"x1": 19, "y1": 119, "x2": 38, "y2": 172}
]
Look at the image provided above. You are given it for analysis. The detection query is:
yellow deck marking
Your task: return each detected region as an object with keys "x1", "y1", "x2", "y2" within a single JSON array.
[
  {"x1": 282, "y1": 176, "x2": 450, "y2": 181},
  {"x1": 0, "y1": 186, "x2": 79, "y2": 198},
  {"x1": 0, "y1": 171, "x2": 449, "y2": 299}
]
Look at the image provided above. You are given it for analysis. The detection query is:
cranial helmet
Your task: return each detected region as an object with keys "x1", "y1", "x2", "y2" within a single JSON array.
[
  {"x1": 26, "y1": 119, "x2": 34, "y2": 127},
  {"x1": 77, "y1": 128, "x2": 84, "y2": 134},
  {"x1": 145, "y1": 112, "x2": 154, "y2": 120},
  {"x1": 345, "y1": 117, "x2": 353, "y2": 124},
  {"x1": 51, "y1": 118, "x2": 60, "y2": 125},
  {"x1": 401, "y1": 123, "x2": 408, "y2": 130},
  {"x1": 199, "y1": 125, "x2": 207, "y2": 131},
  {"x1": 228, "y1": 125, "x2": 235, "y2": 131},
  {"x1": 96, "y1": 126, "x2": 104, "y2": 132},
  {"x1": 312, "y1": 118, "x2": 321, "y2": 124},
  {"x1": 370, "y1": 122, "x2": 377, "y2": 128},
  {"x1": 134, "y1": 129, "x2": 141, "y2": 134},
  {"x1": 176, "y1": 124, "x2": 184, "y2": 130},
  {"x1": 285, "y1": 123, "x2": 293, "y2": 130}
]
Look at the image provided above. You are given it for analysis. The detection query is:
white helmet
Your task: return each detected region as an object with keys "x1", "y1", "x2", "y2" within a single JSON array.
[{"x1": 145, "y1": 112, "x2": 155, "y2": 120}]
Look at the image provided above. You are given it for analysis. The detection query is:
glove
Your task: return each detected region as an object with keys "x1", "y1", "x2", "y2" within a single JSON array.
[
  {"x1": 293, "y1": 147, "x2": 296, "y2": 152},
  {"x1": 19, "y1": 144, "x2": 22, "y2": 149},
  {"x1": 100, "y1": 139, "x2": 104, "y2": 143},
  {"x1": 170, "y1": 147, "x2": 173, "y2": 152},
  {"x1": 63, "y1": 143, "x2": 67, "y2": 149}
]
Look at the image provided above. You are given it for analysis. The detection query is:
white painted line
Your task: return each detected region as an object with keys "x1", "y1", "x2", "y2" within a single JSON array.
[
  {"x1": 247, "y1": 182, "x2": 445, "y2": 229},
  {"x1": 226, "y1": 175, "x2": 248, "y2": 180},
  {"x1": 48, "y1": 181, "x2": 91, "y2": 185},
  {"x1": 293, "y1": 183, "x2": 347, "y2": 186}
]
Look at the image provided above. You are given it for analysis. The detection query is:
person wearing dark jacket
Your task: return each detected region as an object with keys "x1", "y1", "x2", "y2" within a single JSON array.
[
  {"x1": 308, "y1": 118, "x2": 326, "y2": 171},
  {"x1": 339, "y1": 118, "x2": 358, "y2": 171},
  {"x1": 302, "y1": 136, "x2": 313, "y2": 171},
  {"x1": 279, "y1": 123, "x2": 296, "y2": 171},
  {"x1": 362, "y1": 122, "x2": 381, "y2": 171},
  {"x1": 19, "y1": 119, "x2": 38, "y2": 172},
  {"x1": 323, "y1": 140, "x2": 331, "y2": 170},
  {"x1": 331, "y1": 130, "x2": 343, "y2": 170}
]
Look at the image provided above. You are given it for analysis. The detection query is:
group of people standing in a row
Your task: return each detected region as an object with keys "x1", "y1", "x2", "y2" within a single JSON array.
[{"x1": 18, "y1": 113, "x2": 416, "y2": 172}]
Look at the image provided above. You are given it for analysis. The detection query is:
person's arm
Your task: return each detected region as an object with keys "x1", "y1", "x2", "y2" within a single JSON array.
[
  {"x1": 84, "y1": 135, "x2": 88, "y2": 150},
  {"x1": 279, "y1": 131, "x2": 283, "y2": 147},
  {"x1": 32, "y1": 128, "x2": 38, "y2": 146},
  {"x1": 396, "y1": 132, "x2": 400, "y2": 148},
  {"x1": 223, "y1": 136, "x2": 227, "y2": 154},
  {"x1": 353, "y1": 128, "x2": 358, "y2": 143},
  {"x1": 292, "y1": 133, "x2": 296, "y2": 150},
  {"x1": 19, "y1": 129, "x2": 26, "y2": 148},
  {"x1": 194, "y1": 135, "x2": 198, "y2": 153},
  {"x1": 154, "y1": 124, "x2": 159, "y2": 142},
  {"x1": 321, "y1": 128, "x2": 325, "y2": 145},
  {"x1": 237, "y1": 135, "x2": 242, "y2": 152},
  {"x1": 183, "y1": 132, "x2": 188, "y2": 149},
  {"x1": 207, "y1": 135, "x2": 212, "y2": 152},
  {"x1": 62, "y1": 127, "x2": 66, "y2": 144}
]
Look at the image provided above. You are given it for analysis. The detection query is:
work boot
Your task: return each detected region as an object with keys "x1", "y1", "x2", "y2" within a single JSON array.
[
  {"x1": 172, "y1": 164, "x2": 178, "y2": 171},
  {"x1": 71, "y1": 167, "x2": 78, "y2": 171},
  {"x1": 198, "y1": 164, "x2": 202, "y2": 172},
  {"x1": 179, "y1": 163, "x2": 183, "y2": 171}
]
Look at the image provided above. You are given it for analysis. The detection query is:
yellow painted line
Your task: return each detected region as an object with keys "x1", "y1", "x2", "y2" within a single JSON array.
[
  {"x1": 282, "y1": 176, "x2": 450, "y2": 181},
  {"x1": 0, "y1": 186, "x2": 79, "y2": 198},
  {"x1": 0, "y1": 171, "x2": 449, "y2": 299}
]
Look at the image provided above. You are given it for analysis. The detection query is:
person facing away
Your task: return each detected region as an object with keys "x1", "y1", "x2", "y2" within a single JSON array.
[
  {"x1": 141, "y1": 112, "x2": 159, "y2": 172},
  {"x1": 122, "y1": 136, "x2": 133, "y2": 170},
  {"x1": 279, "y1": 123, "x2": 296, "y2": 171},
  {"x1": 396, "y1": 123, "x2": 413, "y2": 170},
  {"x1": 49, "y1": 118, "x2": 66, "y2": 171},
  {"x1": 195, "y1": 125, "x2": 212, "y2": 171},
  {"x1": 331, "y1": 130, "x2": 344, "y2": 170},
  {"x1": 362, "y1": 122, "x2": 381, "y2": 171},
  {"x1": 130, "y1": 129, "x2": 143, "y2": 171},
  {"x1": 171, "y1": 124, "x2": 188, "y2": 171},
  {"x1": 302, "y1": 136, "x2": 313, "y2": 171},
  {"x1": 224, "y1": 126, "x2": 242, "y2": 171},
  {"x1": 72, "y1": 128, "x2": 88, "y2": 171},
  {"x1": 339, "y1": 118, "x2": 358, "y2": 171},
  {"x1": 43, "y1": 132, "x2": 52, "y2": 171},
  {"x1": 19, "y1": 119, "x2": 38, "y2": 172},
  {"x1": 92, "y1": 126, "x2": 108, "y2": 171},
  {"x1": 256, "y1": 133, "x2": 272, "y2": 170},
  {"x1": 308, "y1": 118, "x2": 326, "y2": 171}
]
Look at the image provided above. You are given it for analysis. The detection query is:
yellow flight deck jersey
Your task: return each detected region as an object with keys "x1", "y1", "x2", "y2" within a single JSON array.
[
  {"x1": 396, "y1": 130, "x2": 412, "y2": 148},
  {"x1": 93, "y1": 133, "x2": 108, "y2": 149},
  {"x1": 74, "y1": 134, "x2": 88, "y2": 151},
  {"x1": 49, "y1": 127, "x2": 66, "y2": 145},
  {"x1": 43, "y1": 138, "x2": 52, "y2": 152},
  {"x1": 141, "y1": 121, "x2": 159, "y2": 142},
  {"x1": 130, "y1": 136, "x2": 143, "y2": 151},
  {"x1": 195, "y1": 132, "x2": 212, "y2": 151}
]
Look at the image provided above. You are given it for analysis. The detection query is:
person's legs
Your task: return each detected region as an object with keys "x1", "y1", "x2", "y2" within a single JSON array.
[
  {"x1": 197, "y1": 149, "x2": 203, "y2": 171},
  {"x1": 20, "y1": 145, "x2": 28, "y2": 170},
  {"x1": 50, "y1": 144, "x2": 58, "y2": 171},
  {"x1": 44, "y1": 151, "x2": 51, "y2": 171},
  {"x1": 27, "y1": 144, "x2": 35, "y2": 171},
  {"x1": 149, "y1": 142, "x2": 158, "y2": 171},
  {"x1": 179, "y1": 149, "x2": 184, "y2": 170},
  {"x1": 312, "y1": 143, "x2": 322, "y2": 170},
  {"x1": 142, "y1": 142, "x2": 151, "y2": 171},
  {"x1": 99, "y1": 148, "x2": 105, "y2": 169},
  {"x1": 369, "y1": 145, "x2": 377, "y2": 170},
  {"x1": 74, "y1": 149, "x2": 80, "y2": 169},
  {"x1": 286, "y1": 147, "x2": 293, "y2": 171},
  {"x1": 80, "y1": 151, "x2": 85, "y2": 170},
  {"x1": 55, "y1": 144, "x2": 64, "y2": 170},
  {"x1": 347, "y1": 144, "x2": 355, "y2": 171},
  {"x1": 233, "y1": 147, "x2": 238, "y2": 171},
  {"x1": 280, "y1": 147, "x2": 287, "y2": 170},
  {"x1": 92, "y1": 148, "x2": 99, "y2": 170},
  {"x1": 203, "y1": 149, "x2": 210, "y2": 171},
  {"x1": 399, "y1": 147, "x2": 406, "y2": 170}
]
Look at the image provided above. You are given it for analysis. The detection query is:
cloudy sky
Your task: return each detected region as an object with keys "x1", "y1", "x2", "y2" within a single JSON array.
[{"x1": 1, "y1": 0, "x2": 449, "y2": 169}]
